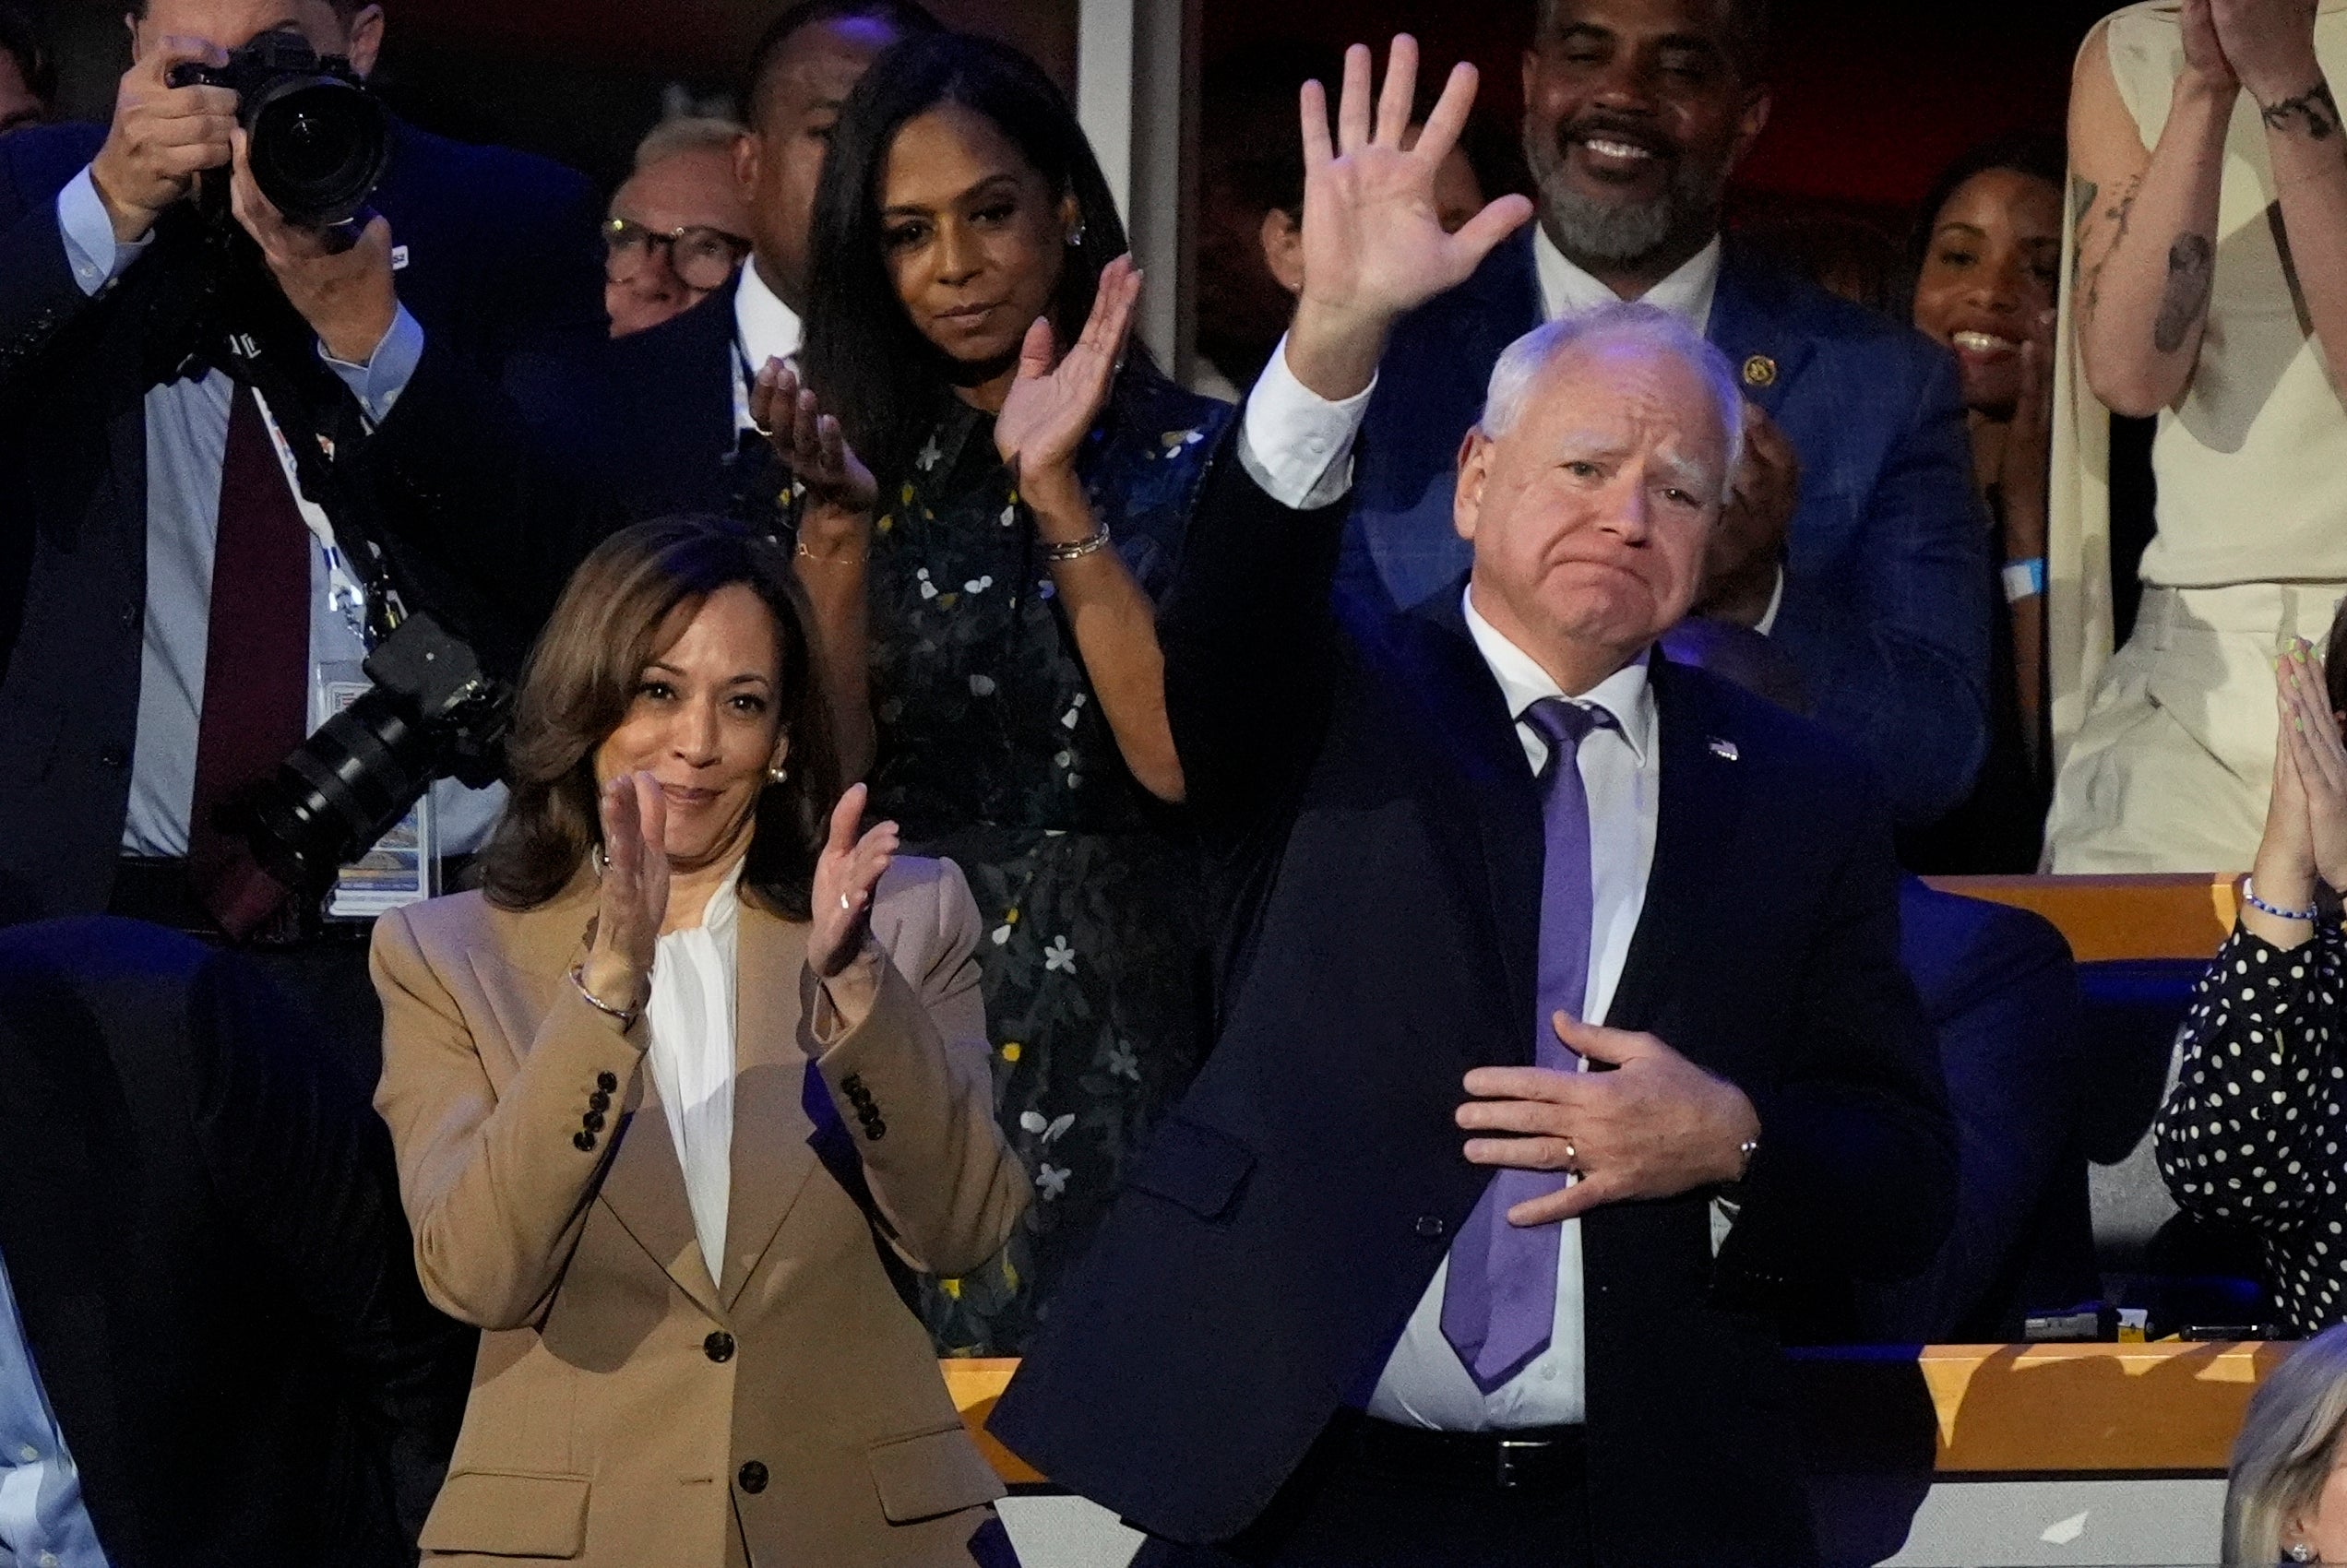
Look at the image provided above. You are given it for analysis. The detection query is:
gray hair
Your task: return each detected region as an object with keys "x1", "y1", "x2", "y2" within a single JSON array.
[
  {"x1": 1479, "y1": 302, "x2": 1747, "y2": 483},
  {"x1": 2226, "y1": 1327, "x2": 2347, "y2": 1564},
  {"x1": 632, "y1": 115, "x2": 749, "y2": 174}
]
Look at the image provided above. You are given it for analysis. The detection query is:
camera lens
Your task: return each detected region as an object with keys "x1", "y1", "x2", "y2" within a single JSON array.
[{"x1": 246, "y1": 76, "x2": 389, "y2": 228}]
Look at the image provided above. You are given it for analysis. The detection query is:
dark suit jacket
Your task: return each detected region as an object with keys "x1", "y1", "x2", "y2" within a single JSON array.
[
  {"x1": 1349, "y1": 229, "x2": 1993, "y2": 829},
  {"x1": 987, "y1": 439, "x2": 1958, "y2": 1567},
  {"x1": 0, "y1": 917, "x2": 470, "y2": 1566},
  {"x1": 0, "y1": 117, "x2": 602, "y2": 924},
  {"x1": 1846, "y1": 881, "x2": 2094, "y2": 1342}
]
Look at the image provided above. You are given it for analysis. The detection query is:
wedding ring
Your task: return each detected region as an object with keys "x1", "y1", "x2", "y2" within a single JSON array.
[
  {"x1": 751, "y1": 420, "x2": 775, "y2": 439},
  {"x1": 1562, "y1": 1140, "x2": 1578, "y2": 1169}
]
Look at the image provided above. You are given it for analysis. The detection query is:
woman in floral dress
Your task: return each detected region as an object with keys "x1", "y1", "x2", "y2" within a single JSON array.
[{"x1": 756, "y1": 31, "x2": 1233, "y2": 1355}]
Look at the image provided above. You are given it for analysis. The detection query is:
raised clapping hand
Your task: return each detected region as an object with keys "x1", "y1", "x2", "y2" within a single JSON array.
[
  {"x1": 1284, "y1": 35, "x2": 1534, "y2": 399},
  {"x1": 995, "y1": 252, "x2": 1143, "y2": 519},
  {"x1": 2252, "y1": 641, "x2": 2347, "y2": 941},
  {"x1": 1697, "y1": 403, "x2": 1800, "y2": 627},
  {"x1": 227, "y1": 127, "x2": 399, "y2": 364},
  {"x1": 1456, "y1": 1014, "x2": 1762, "y2": 1227},
  {"x1": 751, "y1": 361, "x2": 878, "y2": 526},
  {"x1": 2210, "y1": 0, "x2": 2322, "y2": 108},
  {"x1": 807, "y1": 783, "x2": 901, "y2": 981},
  {"x1": 580, "y1": 771, "x2": 670, "y2": 1016},
  {"x1": 2180, "y1": 0, "x2": 2244, "y2": 95}
]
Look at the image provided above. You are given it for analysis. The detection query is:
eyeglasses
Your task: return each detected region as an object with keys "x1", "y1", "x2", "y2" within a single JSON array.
[{"x1": 602, "y1": 219, "x2": 752, "y2": 292}]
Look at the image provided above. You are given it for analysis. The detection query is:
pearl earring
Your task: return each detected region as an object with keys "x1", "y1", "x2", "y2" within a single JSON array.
[
  {"x1": 1066, "y1": 222, "x2": 1088, "y2": 250},
  {"x1": 2290, "y1": 1545, "x2": 2318, "y2": 1563},
  {"x1": 767, "y1": 764, "x2": 789, "y2": 786}
]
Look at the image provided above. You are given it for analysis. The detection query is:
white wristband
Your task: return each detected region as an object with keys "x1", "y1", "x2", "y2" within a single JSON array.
[{"x1": 2003, "y1": 557, "x2": 2047, "y2": 603}]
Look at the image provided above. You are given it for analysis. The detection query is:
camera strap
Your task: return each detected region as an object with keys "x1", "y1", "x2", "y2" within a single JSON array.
[{"x1": 250, "y1": 386, "x2": 375, "y2": 639}]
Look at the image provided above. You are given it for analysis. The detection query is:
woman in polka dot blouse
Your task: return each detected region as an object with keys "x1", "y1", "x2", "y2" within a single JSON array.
[{"x1": 2157, "y1": 623, "x2": 2347, "y2": 1336}]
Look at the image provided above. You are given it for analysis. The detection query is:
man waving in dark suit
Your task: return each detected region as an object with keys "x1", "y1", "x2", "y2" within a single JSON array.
[
  {"x1": 1337, "y1": 0, "x2": 1990, "y2": 831},
  {"x1": 988, "y1": 37, "x2": 1954, "y2": 1568}
]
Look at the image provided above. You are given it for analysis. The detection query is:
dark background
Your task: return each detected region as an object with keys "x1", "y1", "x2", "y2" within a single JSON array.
[{"x1": 18, "y1": 0, "x2": 2107, "y2": 214}]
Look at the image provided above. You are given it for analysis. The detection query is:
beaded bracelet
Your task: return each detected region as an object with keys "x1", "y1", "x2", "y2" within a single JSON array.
[{"x1": 2242, "y1": 875, "x2": 2322, "y2": 925}]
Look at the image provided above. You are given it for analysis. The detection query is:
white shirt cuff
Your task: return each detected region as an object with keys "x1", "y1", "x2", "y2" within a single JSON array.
[
  {"x1": 57, "y1": 166, "x2": 150, "y2": 297},
  {"x1": 1754, "y1": 567, "x2": 1787, "y2": 636},
  {"x1": 1237, "y1": 331, "x2": 1375, "y2": 511},
  {"x1": 320, "y1": 303, "x2": 426, "y2": 425}
]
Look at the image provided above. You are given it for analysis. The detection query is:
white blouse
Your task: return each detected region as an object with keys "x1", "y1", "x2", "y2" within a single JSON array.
[{"x1": 644, "y1": 861, "x2": 744, "y2": 1283}]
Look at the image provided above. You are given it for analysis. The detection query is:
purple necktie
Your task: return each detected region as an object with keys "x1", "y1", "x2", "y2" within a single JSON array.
[{"x1": 1440, "y1": 695, "x2": 1614, "y2": 1395}]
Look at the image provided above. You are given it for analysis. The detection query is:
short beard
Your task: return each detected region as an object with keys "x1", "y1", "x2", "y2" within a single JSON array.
[{"x1": 1523, "y1": 122, "x2": 1729, "y2": 268}]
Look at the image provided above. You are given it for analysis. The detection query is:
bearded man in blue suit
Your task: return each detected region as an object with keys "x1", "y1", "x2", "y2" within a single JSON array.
[{"x1": 1344, "y1": 0, "x2": 1992, "y2": 828}]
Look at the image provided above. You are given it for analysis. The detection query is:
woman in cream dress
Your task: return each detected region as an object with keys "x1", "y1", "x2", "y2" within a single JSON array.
[{"x1": 2046, "y1": 0, "x2": 2347, "y2": 872}]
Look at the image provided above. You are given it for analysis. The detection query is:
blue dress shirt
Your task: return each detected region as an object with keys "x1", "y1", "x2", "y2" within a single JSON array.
[
  {"x1": 57, "y1": 169, "x2": 503, "y2": 862},
  {"x1": 0, "y1": 1249, "x2": 109, "y2": 1568}
]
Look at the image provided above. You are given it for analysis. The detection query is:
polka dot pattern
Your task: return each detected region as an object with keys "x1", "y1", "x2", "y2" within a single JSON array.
[{"x1": 2156, "y1": 921, "x2": 2347, "y2": 1336}]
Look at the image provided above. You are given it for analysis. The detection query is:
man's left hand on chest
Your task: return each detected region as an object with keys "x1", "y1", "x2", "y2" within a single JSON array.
[
  {"x1": 228, "y1": 125, "x2": 397, "y2": 364},
  {"x1": 1456, "y1": 1014, "x2": 1762, "y2": 1228}
]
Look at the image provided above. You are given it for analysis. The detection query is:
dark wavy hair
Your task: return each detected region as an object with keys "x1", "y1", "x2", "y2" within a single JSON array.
[
  {"x1": 801, "y1": 31, "x2": 1135, "y2": 488},
  {"x1": 1908, "y1": 129, "x2": 2068, "y2": 288},
  {"x1": 479, "y1": 516, "x2": 841, "y2": 921}
]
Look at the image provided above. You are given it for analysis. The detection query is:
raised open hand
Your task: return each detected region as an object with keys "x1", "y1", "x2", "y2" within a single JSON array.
[
  {"x1": 752, "y1": 360, "x2": 877, "y2": 519},
  {"x1": 995, "y1": 252, "x2": 1142, "y2": 493},
  {"x1": 808, "y1": 783, "x2": 901, "y2": 980},
  {"x1": 1285, "y1": 36, "x2": 1534, "y2": 398},
  {"x1": 581, "y1": 771, "x2": 671, "y2": 1016}
]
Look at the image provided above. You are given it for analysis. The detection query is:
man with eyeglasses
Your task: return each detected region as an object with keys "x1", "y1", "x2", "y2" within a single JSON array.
[
  {"x1": 604, "y1": 116, "x2": 753, "y2": 338},
  {"x1": 357, "y1": 0, "x2": 944, "y2": 595}
]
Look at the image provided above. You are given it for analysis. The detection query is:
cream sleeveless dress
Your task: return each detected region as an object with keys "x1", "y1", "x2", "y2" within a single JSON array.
[{"x1": 2044, "y1": 0, "x2": 2347, "y2": 873}]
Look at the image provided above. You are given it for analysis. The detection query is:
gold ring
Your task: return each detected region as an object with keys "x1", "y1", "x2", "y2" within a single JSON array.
[
  {"x1": 751, "y1": 420, "x2": 775, "y2": 439},
  {"x1": 1562, "y1": 1140, "x2": 1578, "y2": 1167}
]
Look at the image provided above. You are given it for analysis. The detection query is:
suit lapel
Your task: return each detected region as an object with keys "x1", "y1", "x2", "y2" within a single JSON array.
[
  {"x1": 487, "y1": 888, "x2": 726, "y2": 1319},
  {"x1": 717, "y1": 901, "x2": 820, "y2": 1309},
  {"x1": 1607, "y1": 659, "x2": 1746, "y2": 1033},
  {"x1": 1706, "y1": 246, "x2": 1819, "y2": 423},
  {"x1": 1397, "y1": 597, "x2": 1544, "y2": 1063}
]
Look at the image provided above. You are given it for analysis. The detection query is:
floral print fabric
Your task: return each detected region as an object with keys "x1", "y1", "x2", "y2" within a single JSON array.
[{"x1": 864, "y1": 370, "x2": 1233, "y2": 1356}]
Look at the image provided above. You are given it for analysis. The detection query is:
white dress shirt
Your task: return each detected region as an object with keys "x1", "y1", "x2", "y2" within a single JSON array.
[
  {"x1": 731, "y1": 262, "x2": 805, "y2": 434},
  {"x1": 644, "y1": 862, "x2": 745, "y2": 1281},
  {"x1": 0, "y1": 1246, "x2": 109, "y2": 1567},
  {"x1": 1363, "y1": 596, "x2": 1661, "y2": 1431},
  {"x1": 1533, "y1": 228, "x2": 1722, "y2": 333}
]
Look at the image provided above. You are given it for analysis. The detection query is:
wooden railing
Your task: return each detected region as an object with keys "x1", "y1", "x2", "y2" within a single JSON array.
[{"x1": 947, "y1": 1341, "x2": 2292, "y2": 1483}]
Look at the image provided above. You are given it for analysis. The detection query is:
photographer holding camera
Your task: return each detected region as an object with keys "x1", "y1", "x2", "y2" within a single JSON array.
[{"x1": 0, "y1": 0, "x2": 605, "y2": 1093}]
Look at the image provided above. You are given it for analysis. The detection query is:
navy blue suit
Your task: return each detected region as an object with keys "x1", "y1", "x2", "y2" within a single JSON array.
[
  {"x1": 0, "y1": 918, "x2": 470, "y2": 1566},
  {"x1": 1349, "y1": 230, "x2": 1993, "y2": 829},
  {"x1": 0, "y1": 118, "x2": 602, "y2": 924},
  {"x1": 986, "y1": 440, "x2": 1957, "y2": 1567},
  {"x1": 1852, "y1": 882, "x2": 2093, "y2": 1342}
]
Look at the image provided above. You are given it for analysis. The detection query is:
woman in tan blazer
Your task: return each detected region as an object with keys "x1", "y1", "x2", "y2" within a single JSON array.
[{"x1": 372, "y1": 516, "x2": 1031, "y2": 1566}]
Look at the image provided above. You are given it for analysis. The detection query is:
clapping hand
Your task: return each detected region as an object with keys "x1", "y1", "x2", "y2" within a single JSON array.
[
  {"x1": 1696, "y1": 403, "x2": 1800, "y2": 627},
  {"x1": 751, "y1": 360, "x2": 878, "y2": 521},
  {"x1": 2210, "y1": 0, "x2": 2322, "y2": 107},
  {"x1": 580, "y1": 772, "x2": 670, "y2": 1016},
  {"x1": 2181, "y1": 0, "x2": 2243, "y2": 95},
  {"x1": 1284, "y1": 36, "x2": 1534, "y2": 398},
  {"x1": 995, "y1": 251, "x2": 1143, "y2": 511},
  {"x1": 2276, "y1": 639, "x2": 2347, "y2": 892},
  {"x1": 808, "y1": 783, "x2": 900, "y2": 980},
  {"x1": 1456, "y1": 1015, "x2": 1761, "y2": 1227}
]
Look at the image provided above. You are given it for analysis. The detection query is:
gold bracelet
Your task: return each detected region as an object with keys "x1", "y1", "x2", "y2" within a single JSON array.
[
  {"x1": 1042, "y1": 523, "x2": 1114, "y2": 564},
  {"x1": 795, "y1": 539, "x2": 867, "y2": 566}
]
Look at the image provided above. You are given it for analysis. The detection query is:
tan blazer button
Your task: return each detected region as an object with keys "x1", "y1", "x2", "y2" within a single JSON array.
[
  {"x1": 737, "y1": 1460, "x2": 768, "y2": 1494},
  {"x1": 705, "y1": 1331, "x2": 736, "y2": 1363}
]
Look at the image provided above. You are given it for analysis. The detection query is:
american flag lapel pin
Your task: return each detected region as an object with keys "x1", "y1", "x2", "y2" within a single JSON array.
[{"x1": 1708, "y1": 738, "x2": 1740, "y2": 763}]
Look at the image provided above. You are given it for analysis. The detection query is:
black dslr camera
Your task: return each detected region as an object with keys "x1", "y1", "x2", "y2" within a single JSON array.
[
  {"x1": 168, "y1": 31, "x2": 389, "y2": 228},
  {"x1": 220, "y1": 611, "x2": 512, "y2": 930}
]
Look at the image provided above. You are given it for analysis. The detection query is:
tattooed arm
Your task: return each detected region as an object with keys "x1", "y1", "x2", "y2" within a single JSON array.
[
  {"x1": 2068, "y1": 7, "x2": 2236, "y2": 417},
  {"x1": 2215, "y1": 0, "x2": 2347, "y2": 399}
]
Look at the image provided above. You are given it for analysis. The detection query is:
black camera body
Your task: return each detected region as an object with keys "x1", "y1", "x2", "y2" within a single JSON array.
[
  {"x1": 168, "y1": 31, "x2": 389, "y2": 228},
  {"x1": 224, "y1": 611, "x2": 512, "y2": 927}
]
